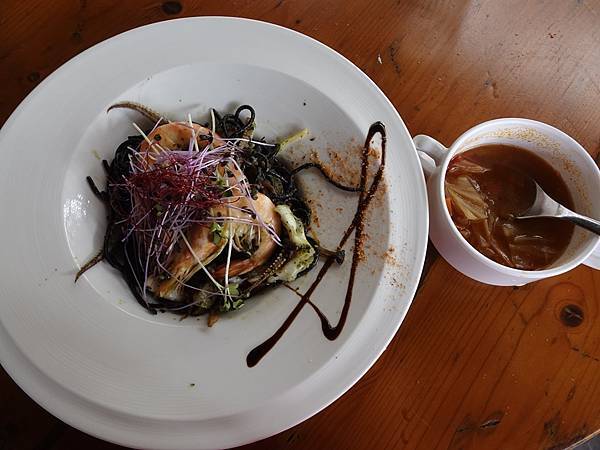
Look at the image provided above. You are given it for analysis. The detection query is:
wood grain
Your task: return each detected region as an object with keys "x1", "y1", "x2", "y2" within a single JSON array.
[{"x1": 1, "y1": 1, "x2": 599, "y2": 449}]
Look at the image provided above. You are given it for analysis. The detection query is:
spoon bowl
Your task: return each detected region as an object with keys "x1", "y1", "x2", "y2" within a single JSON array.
[{"x1": 516, "y1": 179, "x2": 600, "y2": 235}]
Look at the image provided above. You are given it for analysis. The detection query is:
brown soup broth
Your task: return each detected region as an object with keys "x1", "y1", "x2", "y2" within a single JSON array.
[{"x1": 444, "y1": 144, "x2": 574, "y2": 270}]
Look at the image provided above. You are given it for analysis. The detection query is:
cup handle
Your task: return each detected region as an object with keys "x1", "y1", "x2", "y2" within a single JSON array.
[
  {"x1": 413, "y1": 134, "x2": 448, "y2": 178},
  {"x1": 582, "y1": 241, "x2": 600, "y2": 270}
]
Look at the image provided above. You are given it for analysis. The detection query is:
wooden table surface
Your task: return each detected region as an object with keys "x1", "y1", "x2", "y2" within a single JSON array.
[{"x1": 2, "y1": 1, "x2": 600, "y2": 449}]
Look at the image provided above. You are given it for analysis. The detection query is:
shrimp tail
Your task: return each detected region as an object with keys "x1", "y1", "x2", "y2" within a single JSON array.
[{"x1": 157, "y1": 276, "x2": 184, "y2": 300}]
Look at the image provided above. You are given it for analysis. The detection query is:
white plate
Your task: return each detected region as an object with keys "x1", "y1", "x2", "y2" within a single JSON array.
[{"x1": 0, "y1": 17, "x2": 428, "y2": 449}]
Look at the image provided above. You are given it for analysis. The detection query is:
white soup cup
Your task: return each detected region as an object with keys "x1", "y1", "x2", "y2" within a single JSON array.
[{"x1": 414, "y1": 118, "x2": 600, "y2": 286}]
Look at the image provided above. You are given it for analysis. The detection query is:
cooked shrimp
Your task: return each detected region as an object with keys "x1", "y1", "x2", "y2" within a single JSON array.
[
  {"x1": 108, "y1": 101, "x2": 224, "y2": 154},
  {"x1": 139, "y1": 123, "x2": 280, "y2": 296},
  {"x1": 140, "y1": 122, "x2": 224, "y2": 154},
  {"x1": 212, "y1": 193, "x2": 281, "y2": 279},
  {"x1": 142, "y1": 122, "x2": 228, "y2": 299},
  {"x1": 152, "y1": 192, "x2": 280, "y2": 297},
  {"x1": 152, "y1": 223, "x2": 225, "y2": 300}
]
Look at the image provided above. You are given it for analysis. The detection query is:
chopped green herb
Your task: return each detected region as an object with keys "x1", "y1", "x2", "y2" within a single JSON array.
[
  {"x1": 277, "y1": 128, "x2": 309, "y2": 153},
  {"x1": 227, "y1": 283, "x2": 239, "y2": 296},
  {"x1": 210, "y1": 222, "x2": 223, "y2": 244},
  {"x1": 231, "y1": 298, "x2": 244, "y2": 309},
  {"x1": 220, "y1": 284, "x2": 244, "y2": 312},
  {"x1": 215, "y1": 170, "x2": 228, "y2": 188}
]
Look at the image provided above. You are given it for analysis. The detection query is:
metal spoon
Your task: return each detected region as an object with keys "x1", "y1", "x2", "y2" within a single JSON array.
[{"x1": 516, "y1": 180, "x2": 600, "y2": 235}]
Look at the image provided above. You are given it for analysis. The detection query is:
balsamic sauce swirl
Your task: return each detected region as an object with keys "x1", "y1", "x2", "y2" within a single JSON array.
[{"x1": 247, "y1": 122, "x2": 387, "y2": 367}]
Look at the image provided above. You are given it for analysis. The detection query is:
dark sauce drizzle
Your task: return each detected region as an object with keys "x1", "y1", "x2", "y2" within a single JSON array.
[{"x1": 247, "y1": 122, "x2": 387, "y2": 367}]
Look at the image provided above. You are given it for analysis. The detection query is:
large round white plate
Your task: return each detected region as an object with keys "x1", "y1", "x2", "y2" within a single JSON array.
[{"x1": 0, "y1": 17, "x2": 427, "y2": 449}]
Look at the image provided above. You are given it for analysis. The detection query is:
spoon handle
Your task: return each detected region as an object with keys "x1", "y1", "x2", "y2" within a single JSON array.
[{"x1": 563, "y1": 213, "x2": 600, "y2": 236}]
